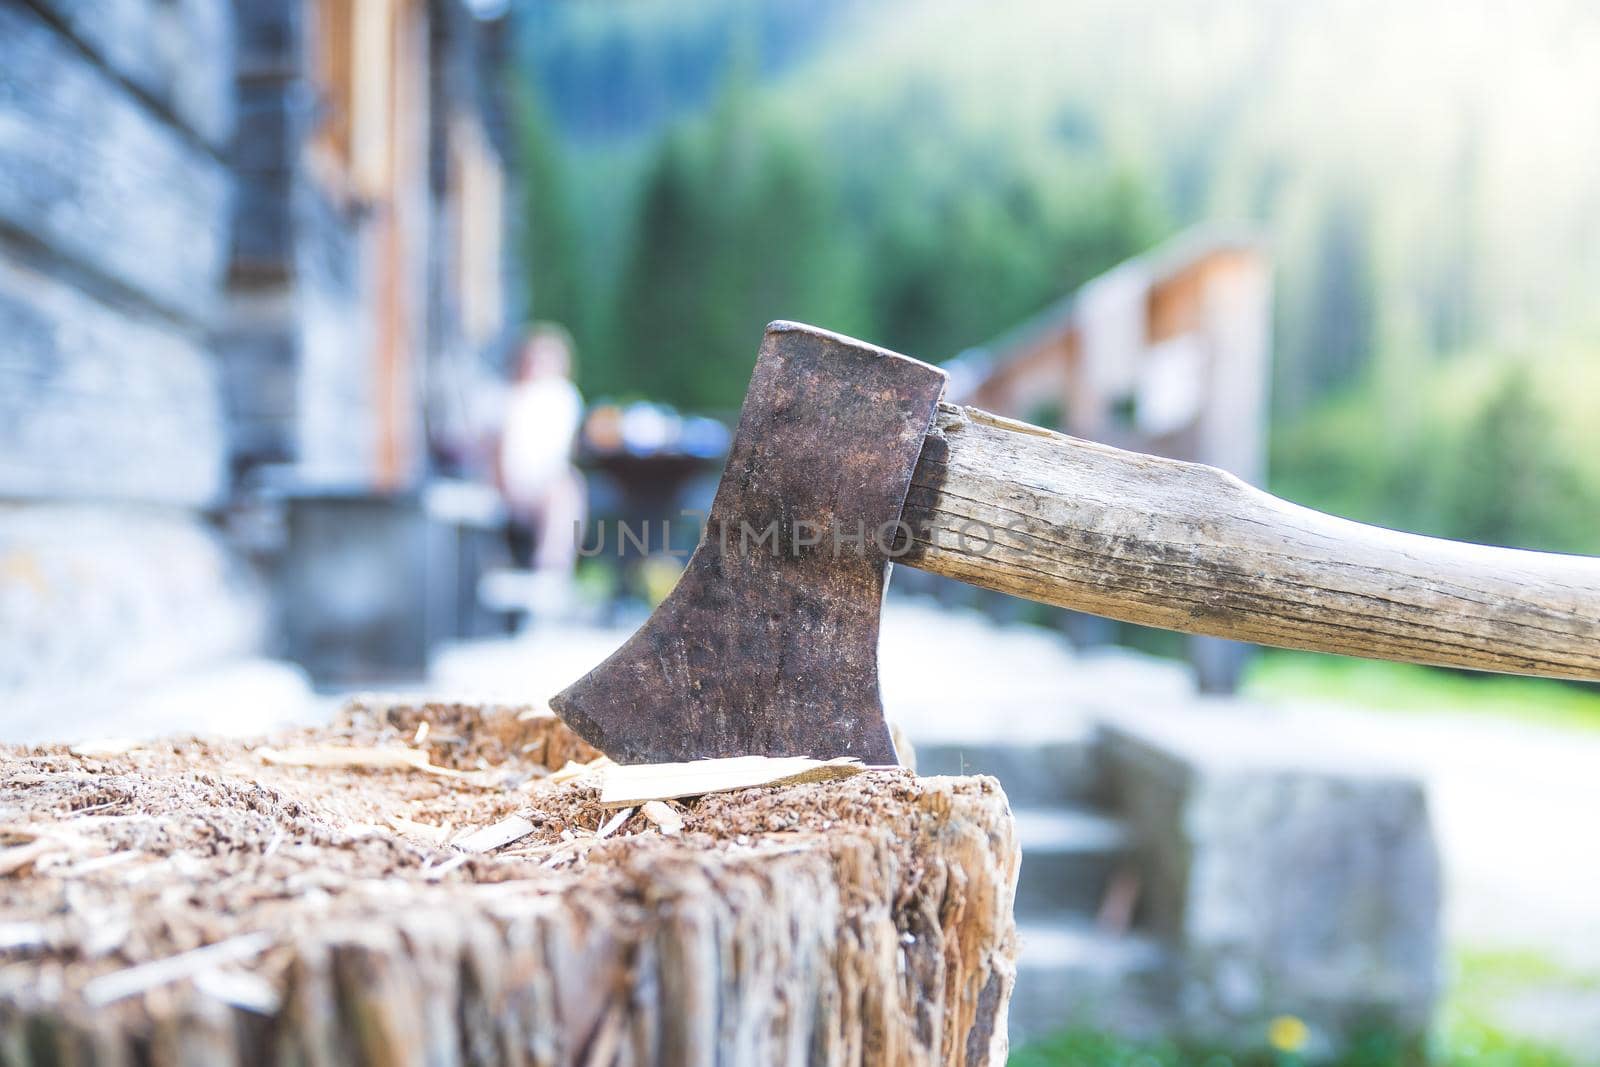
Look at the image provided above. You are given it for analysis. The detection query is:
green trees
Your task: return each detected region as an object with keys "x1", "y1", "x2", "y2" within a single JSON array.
[
  {"x1": 514, "y1": 1, "x2": 1600, "y2": 559},
  {"x1": 1439, "y1": 370, "x2": 1595, "y2": 554},
  {"x1": 514, "y1": 86, "x2": 585, "y2": 353},
  {"x1": 527, "y1": 74, "x2": 1167, "y2": 413},
  {"x1": 610, "y1": 95, "x2": 867, "y2": 411},
  {"x1": 1272, "y1": 361, "x2": 1600, "y2": 555}
]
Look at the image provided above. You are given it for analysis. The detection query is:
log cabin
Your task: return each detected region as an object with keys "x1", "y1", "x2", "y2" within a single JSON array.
[{"x1": 1, "y1": 0, "x2": 519, "y2": 733}]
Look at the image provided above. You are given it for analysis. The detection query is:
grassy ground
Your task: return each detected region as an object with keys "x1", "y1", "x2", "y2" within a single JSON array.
[
  {"x1": 1008, "y1": 965, "x2": 1588, "y2": 1067},
  {"x1": 1241, "y1": 651, "x2": 1600, "y2": 735},
  {"x1": 1438, "y1": 949, "x2": 1600, "y2": 1067},
  {"x1": 1009, "y1": 1024, "x2": 1577, "y2": 1067}
]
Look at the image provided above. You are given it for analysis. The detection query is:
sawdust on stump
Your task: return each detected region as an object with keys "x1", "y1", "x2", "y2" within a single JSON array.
[{"x1": 0, "y1": 700, "x2": 1019, "y2": 1066}]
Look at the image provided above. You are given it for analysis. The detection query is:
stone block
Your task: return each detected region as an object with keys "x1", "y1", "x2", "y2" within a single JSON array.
[{"x1": 1100, "y1": 701, "x2": 1441, "y2": 1054}]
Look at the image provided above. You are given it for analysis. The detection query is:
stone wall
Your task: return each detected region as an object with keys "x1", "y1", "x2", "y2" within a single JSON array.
[
  {"x1": 1100, "y1": 703, "x2": 1441, "y2": 1055},
  {"x1": 0, "y1": 1, "x2": 265, "y2": 736}
]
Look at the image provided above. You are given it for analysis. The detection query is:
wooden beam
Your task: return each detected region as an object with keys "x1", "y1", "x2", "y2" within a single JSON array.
[{"x1": 900, "y1": 403, "x2": 1600, "y2": 680}]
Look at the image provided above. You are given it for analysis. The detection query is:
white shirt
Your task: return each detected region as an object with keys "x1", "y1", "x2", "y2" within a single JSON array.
[{"x1": 499, "y1": 377, "x2": 582, "y2": 512}]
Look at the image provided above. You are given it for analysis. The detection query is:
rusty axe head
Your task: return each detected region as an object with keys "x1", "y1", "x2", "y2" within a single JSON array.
[{"x1": 550, "y1": 322, "x2": 947, "y2": 765}]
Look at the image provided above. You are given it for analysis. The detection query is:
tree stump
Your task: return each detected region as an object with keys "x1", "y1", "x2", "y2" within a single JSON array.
[{"x1": 0, "y1": 701, "x2": 1019, "y2": 1066}]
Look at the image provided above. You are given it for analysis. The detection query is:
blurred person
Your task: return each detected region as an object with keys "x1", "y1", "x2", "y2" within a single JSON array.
[{"x1": 497, "y1": 323, "x2": 586, "y2": 621}]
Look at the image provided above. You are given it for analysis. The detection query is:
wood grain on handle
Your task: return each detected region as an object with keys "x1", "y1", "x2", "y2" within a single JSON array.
[{"x1": 897, "y1": 404, "x2": 1600, "y2": 681}]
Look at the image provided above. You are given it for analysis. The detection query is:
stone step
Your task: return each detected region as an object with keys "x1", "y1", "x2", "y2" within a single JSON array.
[
  {"x1": 908, "y1": 731, "x2": 1103, "y2": 807},
  {"x1": 1009, "y1": 919, "x2": 1174, "y2": 1044},
  {"x1": 1013, "y1": 807, "x2": 1131, "y2": 917}
]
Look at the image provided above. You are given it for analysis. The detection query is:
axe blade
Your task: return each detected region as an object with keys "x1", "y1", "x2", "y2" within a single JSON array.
[{"x1": 550, "y1": 322, "x2": 947, "y2": 764}]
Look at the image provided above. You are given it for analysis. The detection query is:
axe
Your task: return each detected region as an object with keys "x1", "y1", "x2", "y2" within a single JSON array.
[{"x1": 552, "y1": 322, "x2": 1600, "y2": 764}]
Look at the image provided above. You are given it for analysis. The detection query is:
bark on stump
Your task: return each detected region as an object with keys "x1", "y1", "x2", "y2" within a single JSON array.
[{"x1": 0, "y1": 701, "x2": 1019, "y2": 1066}]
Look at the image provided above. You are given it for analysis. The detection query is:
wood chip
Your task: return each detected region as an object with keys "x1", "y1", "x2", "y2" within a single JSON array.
[
  {"x1": 0, "y1": 837, "x2": 64, "y2": 877},
  {"x1": 599, "y1": 756, "x2": 865, "y2": 807},
  {"x1": 452, "y1": 814, "x2": 536, "y2": 853},
  {"x1": 422, "y1": 854, "x2": 469, "y2": 880},
  {"x1": 544, "y1": 755, "x2": 614, "y2": 785},
  {"x1": 495, "y1": 840, "x2": 568, "y2": 861},
  {"x1": 386, "y1": 815, "x2": 452, "y2": 845},
  {"x1": 69, "y1": 738, "x2": 144, "y2": 758},
  {"x1": 594, "y1": 808, "x2": 633, "y2": 840},
  {"x1": 83, "y1": 932, "x2": 275, "y2": 1006},
  {"x1": 256, "y1": 746, "x2": 468, "y2": 779},
  {"x1": 412, "y1": 721, "x2": 430, "y2": 745},
  {"x1": 0, "y1": 828, "x2": 87, "y2": 877},
  {"x1": 640, "y1": 800, "x2": 684, "y2": 836},
  {"x1": 192, "y1": 967, "x2": 282, "y2": 1015},
  {"x1": 540, "y1": 838, "x2": 599, "y2": 869},
  {"x1": 58, "y1": 850, "x2": 143, "y2": 877},
  {"x1": 81, "y1": 914, "x2": 131, "y2": 959},
  {"x1": 0, "y1": 922, "x2": 46, "y2": 951}
]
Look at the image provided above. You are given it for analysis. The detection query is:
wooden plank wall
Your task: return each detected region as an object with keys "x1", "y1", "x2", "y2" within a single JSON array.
[
  {"x1": 0, "y1": 4, "x2": 231, "y2": 324},
  {"x1": 0, "y1": 250, "x2": 225, "y2": 505},
  {"x1": 30, "y1": 0, "x2": 234, "y2": 149},
  {"x1": 0, "y1": 1, "x2": 262, "y2": 730}
]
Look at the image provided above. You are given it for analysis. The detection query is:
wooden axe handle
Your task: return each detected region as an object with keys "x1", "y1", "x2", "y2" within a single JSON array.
[{"x1": 898, "y1": 405, "x2": 1600, "y2": 681}]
